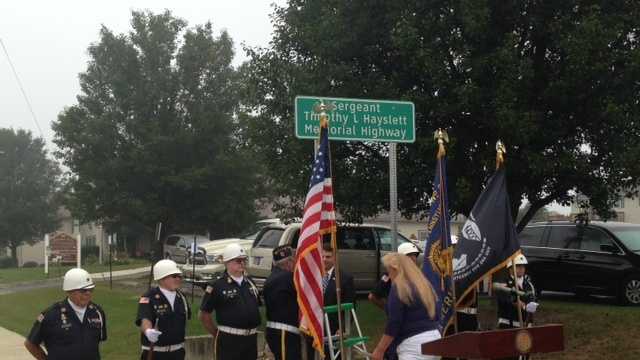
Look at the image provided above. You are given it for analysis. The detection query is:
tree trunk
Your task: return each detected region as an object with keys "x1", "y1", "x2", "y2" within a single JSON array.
[{"x1": 9, "y1": 242, "x2": 19, "y2": 267}]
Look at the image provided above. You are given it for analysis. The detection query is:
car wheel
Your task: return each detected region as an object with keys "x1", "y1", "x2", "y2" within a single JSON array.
[{"x1": 620, "y1": 276, "x2": 640, "y2": 306}]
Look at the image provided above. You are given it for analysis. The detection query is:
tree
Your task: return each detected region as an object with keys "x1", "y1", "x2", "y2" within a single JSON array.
[
  {"x1": 54, "y1": 10, "x2": 260, "y2": 256},
  {"x1": 241, "y1": 0, "x2": 640, "y2": 230},
  {"x1": 0, "y1": 129, "x2": 61, "y2": 264}
]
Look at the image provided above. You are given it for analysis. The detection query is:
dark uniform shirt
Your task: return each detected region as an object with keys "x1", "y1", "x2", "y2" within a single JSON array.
[
  {"x1": 263, "y1": 267, "x2": 298, "y2": 326},
  {"x1": 200, "y1": 272, "x2": 261, "y2": 329},
  {"x1": 496, "y1": 274, "x2": 537, "y2": 325},
  {"x1": 27, "y1": 299, "x2": 107, "y2": 360},
  {"x1": 135, "y1": 287, "x2": 191, "y2": 347},
  {"x1": 371, "y1": 272, "x2": 392, "y2": 299}
]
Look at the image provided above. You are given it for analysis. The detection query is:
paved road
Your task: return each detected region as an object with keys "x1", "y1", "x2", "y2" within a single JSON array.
[{"x1": 0, "y1": 327, "x2": 31, "y2": 360}]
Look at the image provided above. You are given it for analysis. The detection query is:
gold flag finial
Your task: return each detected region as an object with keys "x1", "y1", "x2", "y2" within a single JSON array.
[
  {"x1": 496, "y1": 140, "x2": 506, "y2": 169},
  {"x1": 313, "y1": 100, "x2": 336, "y2": 128},
  {"x1": 433, "y1": 129, "x2": 449, "y2": 159}
]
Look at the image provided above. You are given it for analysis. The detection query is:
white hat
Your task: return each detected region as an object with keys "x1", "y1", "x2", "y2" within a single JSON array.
[
  {"x1": 222, "y1": 243, "x2": 248, "y2": 262},
  {"x1": 153, "y1": 259, "x2": 182, "y2": 281},
  {"x1": 398, "y1": 242, "x2": 421, "y2": 256},
  {"x1": 508, "y1": 254, "x2": 528, "y2": 267},
  {"x1": 63, "y1": 268, "x2": 95, "y2": 291}
]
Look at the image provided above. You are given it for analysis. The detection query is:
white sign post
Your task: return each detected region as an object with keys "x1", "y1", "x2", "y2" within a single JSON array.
[
  {"x1": 44, "y1": 234, "x2": 50, "y2": 275},
  {"x1": 76, "y1": 233, "x2": 81, "y2": 268}
]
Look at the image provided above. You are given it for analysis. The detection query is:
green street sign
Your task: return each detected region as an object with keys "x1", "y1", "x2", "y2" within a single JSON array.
[{"x1": 295, "y1": 96, "x2": 415, "y2": 143}]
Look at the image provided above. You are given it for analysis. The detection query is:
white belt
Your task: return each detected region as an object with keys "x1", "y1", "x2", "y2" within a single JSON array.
[
  {"x1": 498, "y1": 318, "x2": 521, "y2": 327},
  {"x1": 457, "y1": 307, "x2": 478, "y2": 315},
  {"x1": 218, "y1": 325, "x2": 258, "y2": 336},
  {"x1": 267, "y1": 321, "x2": 300, "y2": 335},
  {"x1": 141, "y1": 343, "x2": 184, "y2": 352}
]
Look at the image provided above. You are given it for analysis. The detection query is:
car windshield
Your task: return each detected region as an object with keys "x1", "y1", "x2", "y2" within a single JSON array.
[{"x1": 610, "y1": 227, "x2": 640, "y2": 251}]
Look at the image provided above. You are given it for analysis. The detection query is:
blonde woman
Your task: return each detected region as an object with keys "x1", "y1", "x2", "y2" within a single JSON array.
[{"x1": 371, "y1": 253, "x2": 440, "y2": 360}]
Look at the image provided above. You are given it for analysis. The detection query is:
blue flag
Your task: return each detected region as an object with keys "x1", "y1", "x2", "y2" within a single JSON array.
[{"x1": 422, "y1": 146, "x2": 455, "y2": 335}]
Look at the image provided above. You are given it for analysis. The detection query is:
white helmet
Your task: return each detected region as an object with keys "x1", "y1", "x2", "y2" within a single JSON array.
[
  {"x1": 508, "y1": 254, "x2": 528, "y2": 267},
  {"x1": 63, "y1": 268, "x2": 95, "y2": 291},
  {"x1": 398, "y1": 242, "x2": 421, "y2": 256},
  {"x1": 222, "y1": 243, "x2": 248, "y2": 262},
  {"x1": 153, "y1": 259, "x2": 182, "y2": 281}
]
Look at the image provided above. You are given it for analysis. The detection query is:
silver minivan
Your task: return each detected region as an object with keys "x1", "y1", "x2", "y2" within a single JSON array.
[{"x1": 163, "y1": 234, "x2": 211, "y2": 264}]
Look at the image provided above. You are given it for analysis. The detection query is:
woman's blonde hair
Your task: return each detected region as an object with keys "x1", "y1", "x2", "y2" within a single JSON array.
[{"x1": 382, "y1": 252, "x2": 437, "y2": 318}]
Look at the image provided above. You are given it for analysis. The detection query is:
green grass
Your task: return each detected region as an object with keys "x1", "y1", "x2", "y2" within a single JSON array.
[
  {"x1": 1, "y1": 288, "x2": 639, "y2": 359},
  {"x1": 0, "y1": 259, "x2": 150, "y2": 285}
]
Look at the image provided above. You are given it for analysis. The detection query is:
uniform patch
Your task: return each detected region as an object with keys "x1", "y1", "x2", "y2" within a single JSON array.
[
  {"x1": 155, "y1": 294, "x2": 161, "y2": 299},
  {"x1": 139, "y1": 297, "x2": 149, "y2": 304},
  {"x1": 381, "y1": 274, "x2": 390, "y2": 282},
  {"x1": 205, "y1": 286, "x2": 213, "y2": 294},
  {"x1": 37, "y1": 314, "x2": 44, "y2": 322}
]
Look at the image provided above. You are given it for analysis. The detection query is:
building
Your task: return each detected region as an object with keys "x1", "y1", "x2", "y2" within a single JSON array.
[{"x1": 570, "y1": 193, "x2": 640, "y2": 223}]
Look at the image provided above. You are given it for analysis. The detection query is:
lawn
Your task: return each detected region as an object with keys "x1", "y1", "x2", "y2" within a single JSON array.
[
  {"x1": 1, "y1": 287, "x2": 639, "y2": 359},
  {"x1": 0, "y1": 258, "x2": 150, "y2": 285}
]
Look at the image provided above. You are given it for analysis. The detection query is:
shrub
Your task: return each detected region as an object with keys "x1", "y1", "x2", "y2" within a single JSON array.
[
  {"x1": 84, "y1": 254, "x2": 99, "y2": 265},
  {"x1": 0, "y1": 257, "x2": 17, "y2": 269},
  {"x1": 22, "y1": 261, "x2": 38, "y2": 268},
  {"x1": 82, "y1": 245, "x2": 100, "y2": 261}
]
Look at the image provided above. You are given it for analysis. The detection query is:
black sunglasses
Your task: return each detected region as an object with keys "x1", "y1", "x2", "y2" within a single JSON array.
[{"x1": 77, "y1": 288, "x2": 94, "y2": 294}]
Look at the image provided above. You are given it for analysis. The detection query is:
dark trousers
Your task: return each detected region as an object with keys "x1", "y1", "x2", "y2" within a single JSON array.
[
  {"x1": 140, "y1": 348, "x2": 185, "y2": 360},
  {"x1": 266, "y1": 328, "x2": 315, "y2": 360},
  {"x1": 215, "y1": 332, "x2": 257, "y2": 360}
]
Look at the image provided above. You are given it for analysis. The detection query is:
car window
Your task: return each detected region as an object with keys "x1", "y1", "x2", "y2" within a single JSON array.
[
  {"x1": 255, "y1": 229, "x2": 284, "y2": 248},
  {"x1": 580, "y1": 227, "x2": 616, "y2": 252},
  {"x1": 338, "y1": 227, "x2": 376, "y2": 250},
  {"x1": 547, "y1": 226, "x2": 579, "y2": 249},
  {"x1": 290, "y1": 229, "x2": 301, "y2": 249},
  {"x1": 176, "y1": 239, "x2": 186, "y2": 248},
  {"x1": 376, "y1": 228, "x2": 410, "y2": 251},
  {"x1": 519, "y1": 227, "x2": 545, "y2": 247},
  {"x1": 610, "y1": 227, "x2": 640, "y2": 251},
  {"x1": 166, "y1": 236, "x2": 180, "y2": 246}
]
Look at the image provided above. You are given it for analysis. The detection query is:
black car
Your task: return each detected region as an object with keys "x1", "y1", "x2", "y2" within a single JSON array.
[{"x1": 519, "y1": 221, "x2": 640, "y2": 305}]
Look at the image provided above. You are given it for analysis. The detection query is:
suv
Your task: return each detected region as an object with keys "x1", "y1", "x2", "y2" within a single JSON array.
[
  {"x1": 519, "y1": 221, "x2": 640, "y2": 305},
  {"x1": 247, "y1": 222, "x2": 422, "y2": 291},
  {"x1": 163, "y1": 234, "x2": 211, "y2": 264}
]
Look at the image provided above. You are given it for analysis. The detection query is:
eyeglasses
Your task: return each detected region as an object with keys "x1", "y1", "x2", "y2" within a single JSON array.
[
  {"x1": 170, "y1": 274, "x2": 183, "y2": 279},
  {"x1": 77, "y1": 288, "x2": 94, "y2": 294},
  {"x1": 232, "y1": 258, "x2": 247, "y2": 264}
]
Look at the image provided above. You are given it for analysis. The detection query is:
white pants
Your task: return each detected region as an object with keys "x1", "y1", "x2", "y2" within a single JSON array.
[{"x1": 397, "y1": 329, "x2": 441, "y2": 360}]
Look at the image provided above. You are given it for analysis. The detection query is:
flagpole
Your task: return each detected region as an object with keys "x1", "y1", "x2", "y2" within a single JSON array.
[
  {"x1": 435, "y1": 129, "x2": 458, "y2": 336},
  {"x1": 315, "y1": 100, "x2": 345, "y2": 358},
  {"x1": 496, "y1": 140, "x2": 525, "y2": 328}
]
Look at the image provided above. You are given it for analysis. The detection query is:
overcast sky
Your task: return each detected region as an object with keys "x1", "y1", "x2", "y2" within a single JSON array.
[{"x1": 0, "y1": 0, "x2": 285, "y2": 150}]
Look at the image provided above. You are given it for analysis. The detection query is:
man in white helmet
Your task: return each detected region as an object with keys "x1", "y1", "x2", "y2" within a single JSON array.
[
  {"x1": 368, "y1": 241, "x2": 421, "y2": 310},
  {"x1": 199, "y1": 243, "x2": 261, "y2": 360},
  {"x1": 494, "y1": 254, "x2": 539, "y2": 332},
  {"x1": 24, "y1": 268, "x2": 107, "y2": 360},
  {"x1": 135, "y1": 259, "x2": 190, "y2": 360}
]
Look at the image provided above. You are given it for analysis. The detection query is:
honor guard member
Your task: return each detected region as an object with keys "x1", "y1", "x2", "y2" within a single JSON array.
[
  {"x1": 199, "y1": 243, "x2": 261, "y2": 360},
  {"x1": 264, "y1": 245, "x2": 312, "y2": 360},
  {"x1": 24, "y1": 268, "x2": 107, "y2": 360},
  {"x1": 368, "y1": 242, "x2": 421, "y2": 310},
  {"x1": 136, "y1": 259, "x2": 190, "y2": 360},
  {"x1": 494, "y1": 254, "x2": 539, "y2": 331}
]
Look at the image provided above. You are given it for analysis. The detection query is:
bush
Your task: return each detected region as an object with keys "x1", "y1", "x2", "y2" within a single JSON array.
[
  {"x1": 22, "y1": 261, "x2": 38, "y2": 268},
  {"x1": 84, "y1": 254, "x2": 99, "y2": 265},
  {"x1": 0, "y1": 257, "x2": 17, "y2": 269},
  {"x1": 82, "y1": 245, "x2": 100, "y2": 262}
]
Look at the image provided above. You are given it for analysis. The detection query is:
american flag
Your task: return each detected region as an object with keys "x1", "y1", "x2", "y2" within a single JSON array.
[{"x1": 294, "y1": 117, "x2": 335, "y2": 355}]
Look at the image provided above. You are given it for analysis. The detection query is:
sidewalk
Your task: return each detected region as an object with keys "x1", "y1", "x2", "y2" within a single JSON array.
[
  {"x1": 0, "y1": 266, "x2": 151, "y2": 295},
  {"x1": 0, "y1": 327, "x2": 31, "y2": 360}
]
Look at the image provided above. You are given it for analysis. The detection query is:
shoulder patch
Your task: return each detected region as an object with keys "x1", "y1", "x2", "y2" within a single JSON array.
[
  {"x1": 205, "y1": 285, "x2": 213, "y2": 294},
  {"x1": 37, "y1": 313, "x2": 44, "y2": 322},
  {"x1": 381, "y1": 274, "x2": 390, "y2": 282},
  {"x1": 139, "y1": 297, "x2": 149, "y2": 304}
]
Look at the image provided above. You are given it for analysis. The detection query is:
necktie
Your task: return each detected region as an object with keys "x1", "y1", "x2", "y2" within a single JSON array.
[{"x1": 322, "y1": 274, "x2": 330, "y2": 292}]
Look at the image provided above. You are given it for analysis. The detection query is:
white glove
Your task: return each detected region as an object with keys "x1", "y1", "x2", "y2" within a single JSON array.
[
  {"x1": 525, "y1": 302, "x2": 539, "y2": 314},
  {"x1": 145, "y1": 328, "x2": 162, "y2": 343}
]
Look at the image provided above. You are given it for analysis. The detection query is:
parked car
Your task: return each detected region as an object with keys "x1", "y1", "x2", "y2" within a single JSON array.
[
  {"x1": 180, "y1": 219, "x2": 280, "y2": 286},
  {"x1": 519, "y1": 221, "x2": 640, "y2": 305},
  {"x1": 163, "y1": 234, "x2": 211, "y2": 264},
  {"x1": 247, "y1": 222, "x2": 422, "y2": 292}
]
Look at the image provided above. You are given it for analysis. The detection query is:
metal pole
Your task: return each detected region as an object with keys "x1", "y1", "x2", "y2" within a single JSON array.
[
  {"x1": 389, "y1": 142, "x2": 399, "y2": 251},
  {"x1": 109, "y1": 235, "x2": 113, "y2": 289},
  {"x1": 192, "y1": 235, "x2": 197, "y2": 304}
]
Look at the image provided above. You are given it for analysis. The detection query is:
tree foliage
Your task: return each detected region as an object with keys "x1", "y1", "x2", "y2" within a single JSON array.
[
  {"x1": 54, "y1": 10, "x2": 259, "y2": 244},
  {"x1": 0, "y1": 129, "x2": 61, "y2": 263},
  {"x1": 242, "y1": 0, "x2": 640, "y2": 230}
]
